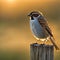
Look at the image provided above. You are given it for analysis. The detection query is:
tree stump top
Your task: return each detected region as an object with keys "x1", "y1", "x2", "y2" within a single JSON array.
[
  {"x1": 30, "y1": 43, "x2": 53, "y2": 48},
  {"x1": 30, "y1": 43, "x2": 54, "y2": 60}
]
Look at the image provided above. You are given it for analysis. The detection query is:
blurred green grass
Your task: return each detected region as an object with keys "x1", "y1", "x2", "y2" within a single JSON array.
[
  {"x1": 0, "y1": 51, "x2": 28, "y2": 60},
  {"x1": 0, "y1": 21, "x2": 29, "y2": 60}
]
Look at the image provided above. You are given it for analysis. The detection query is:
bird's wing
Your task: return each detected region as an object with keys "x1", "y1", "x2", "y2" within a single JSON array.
[
  {"x1": 38, "y1": 18, "x2": 53, "y2": 37},
  {"x1": 38, "y1": 18, "x2": 59, "y2": 50}
]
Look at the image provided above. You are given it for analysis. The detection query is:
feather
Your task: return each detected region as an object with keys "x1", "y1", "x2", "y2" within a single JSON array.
[
  {"x1": 38, "y1": 18, "x2": 53, "y2": 37},
  {"x1": 38, "y1": 17, "x2": 59, "y2": 50},
  {"x1": 50, "y1": 37, "x2": 59, "y2": 50}
]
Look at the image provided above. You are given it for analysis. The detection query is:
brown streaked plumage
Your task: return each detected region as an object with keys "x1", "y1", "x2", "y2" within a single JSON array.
[
  {"x1": 38, "y1": 17, "x2": 53, "y2": 37},
  {"x1": 38, "y1": 17, "x2": 60, "y2": 50}
]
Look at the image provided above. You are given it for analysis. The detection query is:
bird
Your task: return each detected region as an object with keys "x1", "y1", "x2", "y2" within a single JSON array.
[{"x1": 28, "y1": 11, "x2": 59, "y2": 50}]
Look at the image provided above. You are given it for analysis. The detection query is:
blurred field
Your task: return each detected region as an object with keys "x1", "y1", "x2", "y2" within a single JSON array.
[{"x1": 0, "y1": 0, "x2": 60, "y2": 60}]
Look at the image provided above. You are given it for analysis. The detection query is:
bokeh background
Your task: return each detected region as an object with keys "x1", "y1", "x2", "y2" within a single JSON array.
[{"x1": 0, "y1": 0, "x2": 60, "y2": 60}]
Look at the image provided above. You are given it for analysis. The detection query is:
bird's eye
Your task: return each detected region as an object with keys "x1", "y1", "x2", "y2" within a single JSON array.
[{"x1": 33, "y1": 14, "x2": 39, "y2": 17}]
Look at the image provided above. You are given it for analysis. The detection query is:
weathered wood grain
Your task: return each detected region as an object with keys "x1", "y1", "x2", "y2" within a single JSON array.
[{"x1": 30, "y1": 43, "x2": 54, "y2": 60}]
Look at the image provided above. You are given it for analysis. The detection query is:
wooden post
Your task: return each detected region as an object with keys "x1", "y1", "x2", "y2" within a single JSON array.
[{"x1": 30, "y1": 43, "x2": 54, "y2": 60}]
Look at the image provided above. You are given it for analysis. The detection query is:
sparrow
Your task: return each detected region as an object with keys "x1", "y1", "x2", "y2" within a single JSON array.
[{"x1": 28, "y1": 11, "x2": 59, "y2": 50}]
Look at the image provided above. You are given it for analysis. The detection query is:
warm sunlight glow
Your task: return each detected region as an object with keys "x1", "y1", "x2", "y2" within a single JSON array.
[{"x1": 7, "y1": 0, "x2": 15, "y2": 3}]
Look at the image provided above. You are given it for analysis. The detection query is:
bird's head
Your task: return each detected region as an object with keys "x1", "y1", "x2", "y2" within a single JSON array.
[{"x1": 28, "y1": 11, "x2": 43, "y2": 20}]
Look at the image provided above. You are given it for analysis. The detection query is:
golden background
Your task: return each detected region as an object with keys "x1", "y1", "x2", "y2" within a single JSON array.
[{"x1": 0, "y1": 0, "x2": 60, "y2": 60}]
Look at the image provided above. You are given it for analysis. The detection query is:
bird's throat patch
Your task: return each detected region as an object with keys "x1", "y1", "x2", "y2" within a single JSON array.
[{"x1": 31, "y1": 16, "x2": 34, "y2": 20}]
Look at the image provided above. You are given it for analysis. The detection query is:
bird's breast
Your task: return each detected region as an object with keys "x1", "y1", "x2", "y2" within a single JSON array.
[{"x1": 30, "y1": 19, "x2": 49, "y2": 39}]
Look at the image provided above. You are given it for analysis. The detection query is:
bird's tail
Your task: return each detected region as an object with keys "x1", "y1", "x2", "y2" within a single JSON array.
[{"x1": 50, "y1": 37, "x2": 59, "y2": 50}]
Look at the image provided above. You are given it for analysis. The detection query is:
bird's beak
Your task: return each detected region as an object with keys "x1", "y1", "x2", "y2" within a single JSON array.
[
  {"x1": 28, "y1": 14, "x2": 30, "y2": 16},
  {"x1": 28, "y1": 14, "x2": 31, "y2": 16}
]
